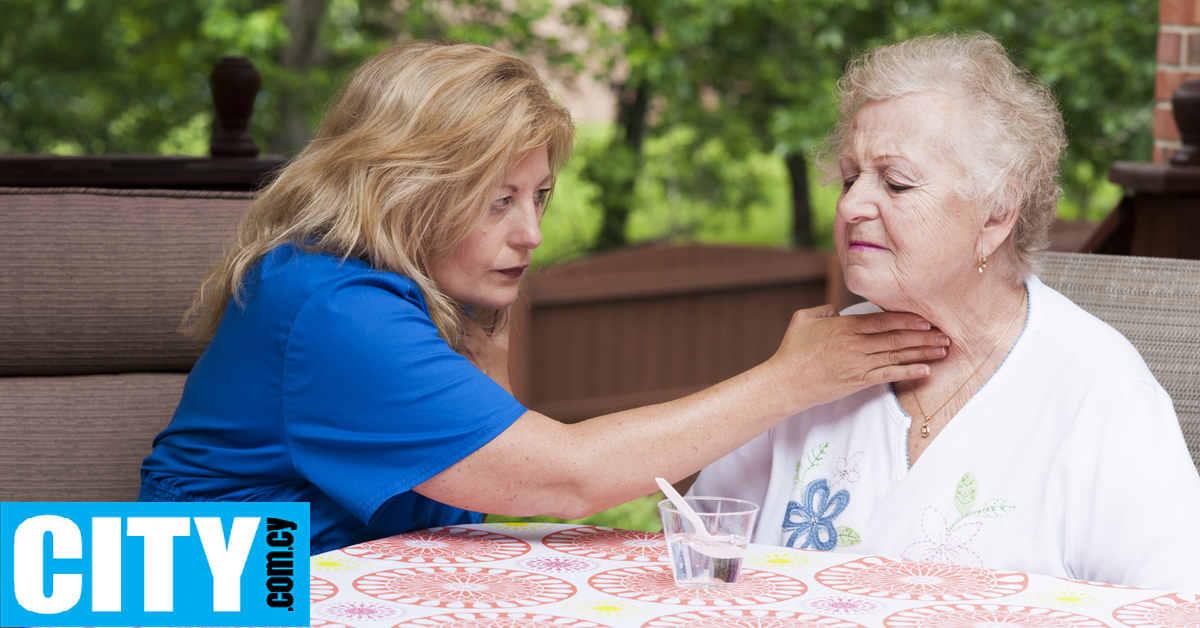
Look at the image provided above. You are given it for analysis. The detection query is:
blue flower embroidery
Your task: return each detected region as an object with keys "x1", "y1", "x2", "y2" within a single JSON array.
[{"x1": 783, "y1": 478, "x2": 849, "y2": 550}]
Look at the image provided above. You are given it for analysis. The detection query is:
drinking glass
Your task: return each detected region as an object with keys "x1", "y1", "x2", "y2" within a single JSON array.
[{"x1": 658, "y1": 496, "x2": 758, "y2": 589}]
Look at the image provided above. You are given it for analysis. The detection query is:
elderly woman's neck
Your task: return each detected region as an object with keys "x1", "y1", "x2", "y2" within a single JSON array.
[{"x1": 908, "y1": 274, "x2": 1027, "y2": 364}]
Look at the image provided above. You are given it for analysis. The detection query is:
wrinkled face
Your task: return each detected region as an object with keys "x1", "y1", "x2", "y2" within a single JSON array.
[
  {"x1": 431, "y1": 145, "x2": 551, "y2": 310},
  {"x1": 834, "y1": 92, "x2": 983, "y2": 312}
]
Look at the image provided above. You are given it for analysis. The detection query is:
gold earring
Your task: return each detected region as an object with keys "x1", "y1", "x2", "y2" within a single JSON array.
[{"x1": 978, "y1": 252, "x2": 987, "y2": 274}]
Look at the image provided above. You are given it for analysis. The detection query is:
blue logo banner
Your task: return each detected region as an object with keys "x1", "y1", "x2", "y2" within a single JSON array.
[{"x1": 0, "y1": 501, "x2": 309, "y2": 627}]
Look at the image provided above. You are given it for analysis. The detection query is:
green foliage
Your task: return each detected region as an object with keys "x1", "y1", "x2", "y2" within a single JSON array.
[
  {"x1": 485, "y1": 492, "x2": 665, "y2": 533},
  {"x1": 537, "y1": 121, "x2": 829, "y2": 269},
  {"x1": 0, "y1": 0, "x2": 289, "y2": 154},
  {"x1": 0, "y1": 0, "x2": 578, "y2": 155},
  {"x1": 577, "y1": 0, "x2": 1156, "y2": 245},
  {"x1": 1, "y1": 0, "x2": 1157, "y2": 237}
]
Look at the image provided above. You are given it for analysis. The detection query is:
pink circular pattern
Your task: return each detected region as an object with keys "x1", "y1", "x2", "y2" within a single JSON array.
[
  {"x1": 544, "y1": 526, "x2": 668, "y2": 562},
  {"x1": 518, "y1": 555, "x2": 601, "y2": 573},
  {"x1": 312, "y1": 575, "x2": 338, "y2": 603},
  {"x1": 815, "y1": 557, "x2": 1027, "y2": 601},
  {"x1": 342, "y1": 527, "x2": 531, "y2": 563},
  {"x1": 1113, "y1": 592, "x2": 1200, "y2": 628},
  {"x1": 394, "y1": 611, "x2": 613, "y2": 627},
  {"x1": 312, "y1": 620, "x2": 352, "y2": 628},
  {"x1": 641, "y1": 609, "x2": 868, "y2": 627},
  {"x1": 882, "y1": 604, "x2": 1109, "y2": 627},
  {"x1": 587, "y1": 564, "x2": 807, "y2": 607},
  {"x1": 318, "y1": 600, "x2": 405, "y2": 621},
  {"x1": 353, "y1": 566, "x2": 576, "y2": 609},
  {"x1": 801, "y1": 596, "x2": 887, "y2": 615}
]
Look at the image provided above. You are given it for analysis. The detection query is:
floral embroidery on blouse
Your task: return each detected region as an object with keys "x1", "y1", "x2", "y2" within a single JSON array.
[
  {"x1": 902, "y1": 471, "x2": 1015, "y2": 567},
  {"x1": 831, "y1": 452, "x2": 863, "y2": 490},
  {"x1": 781, "y1": 443, "x2": 862, "y2": 550},
  {"x1": 783, "y1": 478, "x2": 848, "y2": 550}
]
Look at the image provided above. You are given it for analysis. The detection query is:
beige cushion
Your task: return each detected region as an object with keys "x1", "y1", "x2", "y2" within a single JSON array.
[
  {"x1": 0, "y1": 187, "x2": 252, "y2": 376},
  {"x1": 0, "y1": 372, "x2": 184, "y2": 501}
]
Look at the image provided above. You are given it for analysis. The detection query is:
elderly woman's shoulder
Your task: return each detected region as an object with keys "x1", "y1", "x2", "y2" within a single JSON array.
[{"x1": 1026, "y1": 277, "x2": 1159, "y2": 387}]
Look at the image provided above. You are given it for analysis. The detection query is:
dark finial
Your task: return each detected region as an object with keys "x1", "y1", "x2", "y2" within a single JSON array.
[
  {"x1": 1171, "y1": 79, "x2": 1200, "y2": 166},
  {"x1": 210, "y1": 56, "x2": 261, "y2": 157}
]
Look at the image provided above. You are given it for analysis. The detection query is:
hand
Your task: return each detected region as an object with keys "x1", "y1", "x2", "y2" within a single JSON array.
[
  {"x1": 768, "y1": 305, "x2": 948, "y2": 410},
  {"x1": 457, "y1": 310, "x2": 513, "y2": 393}
]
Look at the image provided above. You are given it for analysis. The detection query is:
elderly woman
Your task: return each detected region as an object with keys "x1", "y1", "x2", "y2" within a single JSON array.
[{"x1": 693, "y1": 32, "x2": 1200, "y2": 591}]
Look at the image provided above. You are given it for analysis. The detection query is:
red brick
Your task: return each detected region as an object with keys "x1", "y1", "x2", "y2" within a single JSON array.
[
  {"x1": 1154, "y1": 144, "x2": 1177, "y2": 164},
  {"x1": 1155, "y1": 68, "x2": 1200, "y2": 100},
  {"x1": 1189, "y1": 33, "x2": 1200, "y2": 64},
  {"x1": 1155, "y1": 106, "x2": 1182, "y2": 141},
  {"x1": 1160, "y1": 0, "x2": 1200, "y2": 25},
  {"x1": 1162, "y1": 31, "x2": 1183, "y2": 64}
]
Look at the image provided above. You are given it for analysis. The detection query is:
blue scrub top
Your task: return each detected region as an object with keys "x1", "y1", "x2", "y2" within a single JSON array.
[{"x1": 140, "y1": 244, "x2": 527, "y2": 554}]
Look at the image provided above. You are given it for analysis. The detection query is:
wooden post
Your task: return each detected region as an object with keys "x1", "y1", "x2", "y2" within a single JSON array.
[{"x1": 210, "y1": 56, "x2": 262, "y2": 158}]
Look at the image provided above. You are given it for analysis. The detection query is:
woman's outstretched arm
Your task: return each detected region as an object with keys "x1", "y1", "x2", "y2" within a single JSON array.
[{"x1": 418, "y1": 306, "x2": 947, "y2": 519}]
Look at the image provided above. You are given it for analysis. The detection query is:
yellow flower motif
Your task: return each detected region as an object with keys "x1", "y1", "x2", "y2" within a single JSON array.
[
  {"x1": 746, "y1": 549, "x2": 820, "y2": 570},
  {"x1": 1032, "y1": 587, "x2": 1108, "y2": 608},
  {"x1": 482, "y1": 521, "x2": 554, "y2": 532},
  {"x1": 563, "y1": 598, "x2": 648, "y2": 617},
  {"x1": 309, "y1": 554, "x2": 369, "y2": 573}
]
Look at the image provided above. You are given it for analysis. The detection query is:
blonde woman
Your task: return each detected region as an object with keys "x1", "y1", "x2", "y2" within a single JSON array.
[{"x1": 139, "y1": 40, "x2": 947, "y2": 555}]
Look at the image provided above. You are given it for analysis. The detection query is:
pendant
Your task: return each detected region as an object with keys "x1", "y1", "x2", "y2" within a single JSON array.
[{"x1": 920, "y1": 421, "x2": 931, "y2": 438}]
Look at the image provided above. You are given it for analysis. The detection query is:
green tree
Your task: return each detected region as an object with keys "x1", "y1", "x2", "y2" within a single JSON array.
[
  {"x1": 578, "y1": 0, "x2": 1156, "y2": 249},
  {"x1": 0, "y1": 0, "x2": 579, "y2": 156},
  {"x1": 0, "y1": 0, "x2": 289, "y2": 155}
]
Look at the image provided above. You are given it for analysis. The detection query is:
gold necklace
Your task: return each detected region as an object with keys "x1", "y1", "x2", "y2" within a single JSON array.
[{"x1": 913, "y1": 292, "x2": 1026, "y2": 438}]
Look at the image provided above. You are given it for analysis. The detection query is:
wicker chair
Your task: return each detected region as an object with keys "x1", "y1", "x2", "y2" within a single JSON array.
[{"x1": 1038, "y1": 251, "x2": 1200, "y2": 472}]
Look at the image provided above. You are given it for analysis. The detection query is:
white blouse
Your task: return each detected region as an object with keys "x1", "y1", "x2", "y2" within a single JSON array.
[{"x1": 693, "y1": 277, "x2": 1200, "y2": 592}]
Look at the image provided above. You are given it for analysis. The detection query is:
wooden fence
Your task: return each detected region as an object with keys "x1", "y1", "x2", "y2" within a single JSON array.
[{"x1": 508, "y1": 243, "x2": 843, "y2": 422}]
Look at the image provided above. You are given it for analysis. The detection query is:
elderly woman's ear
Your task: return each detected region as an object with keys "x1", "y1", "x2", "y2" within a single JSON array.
[{"x1": 979, "y1": 179, "x2": 1023, "y2": 259}]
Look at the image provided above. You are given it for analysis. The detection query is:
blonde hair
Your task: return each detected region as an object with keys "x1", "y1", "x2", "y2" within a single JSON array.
[
  {"x1": 816, "y1": 32, "x2": 1066, "y2": 280},
  {"x1": 187, "y1": 40, "x2": 574, "y2": 346}
]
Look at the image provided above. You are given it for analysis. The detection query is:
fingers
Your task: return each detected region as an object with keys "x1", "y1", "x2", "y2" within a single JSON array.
[
  {"x1": 862, "y1": 363, "x2": 933, "y2": 387},
  {"x1": 851, "y1": 310, "x2": 933, "y2": 332},
  {"x1": 862, "y1": 329, "x2": 949, "y2": 354},
  {"x1": 855, "y1": 345, "x2": 946, "y2": 387},
  {"x1": 798, "y1": 304, "x2": 839, "y2": 320},
  {"x1": 883, "y1": 344, "x2": 948, "y2": 365}
]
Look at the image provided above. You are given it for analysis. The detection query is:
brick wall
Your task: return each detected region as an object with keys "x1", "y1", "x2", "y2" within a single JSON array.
[{"x1": 1155, "y1": 0, "x2": 1200, "y2": 162}]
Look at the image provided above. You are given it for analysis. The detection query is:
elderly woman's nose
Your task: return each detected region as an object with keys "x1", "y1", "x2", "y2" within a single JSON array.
[{"x1": 838, "y1": 180, "x2": 882, "y2": 222}]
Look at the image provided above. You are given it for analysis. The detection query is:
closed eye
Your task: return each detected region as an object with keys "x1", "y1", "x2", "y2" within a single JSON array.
[
  {"x1": 841, "y1": 175, "x2": 858, "y2": 190},
  {"x1": 887, "y1": 181, "x2": 912, "y2": 192}
]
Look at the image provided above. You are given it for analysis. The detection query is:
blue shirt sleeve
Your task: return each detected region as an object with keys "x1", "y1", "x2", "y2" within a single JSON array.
[{"x1": 281, "y1": 270, "x2": 526, "y2": 524}]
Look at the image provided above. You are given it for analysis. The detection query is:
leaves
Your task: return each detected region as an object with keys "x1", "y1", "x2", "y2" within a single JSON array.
[
  {"x1": 0, "y1": 0, "x2": 579, "y2": 155},
  {"x1": 955, "y1": 472, "x2": 978, "y2": 517},
  {"x1": 804, "y1": 442, "x2": 829, "y2": 472},
  {"x1": 974, "y1": 498, "x2": 1017, "y2": 519},
  {"x1": 836, "y1": 526, "x2": 861, "y2": 546},
  {"x1": 2, "y1": 0, "x2": 1158, "y2": 227}
]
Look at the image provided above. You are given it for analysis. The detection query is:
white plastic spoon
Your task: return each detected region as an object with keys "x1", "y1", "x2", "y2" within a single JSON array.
[
  {"x1": 656, "y1": 477, "x2": 719, "y2": 541},
  {"x1": 656, "y1": 478, "x2": 746, "y2": 559}
]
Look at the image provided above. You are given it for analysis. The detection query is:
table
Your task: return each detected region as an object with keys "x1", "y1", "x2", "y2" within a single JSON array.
[{"x1": 307, "y1": 523, "x2": 1199, "y2": 627}]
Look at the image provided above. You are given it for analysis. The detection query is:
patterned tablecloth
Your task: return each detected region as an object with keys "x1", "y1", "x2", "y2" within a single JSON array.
[{"x1": 307, "y1": 522, "x2": 1199, "y2": 628}]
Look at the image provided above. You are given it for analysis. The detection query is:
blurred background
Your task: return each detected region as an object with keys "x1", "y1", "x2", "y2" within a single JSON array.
[
  {"x1": 1, "y1": 0, "x2": 1157, "y2": 264},
  {"x1": 0, "y1": 0, "x2": 1161, "y2": 530}
]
